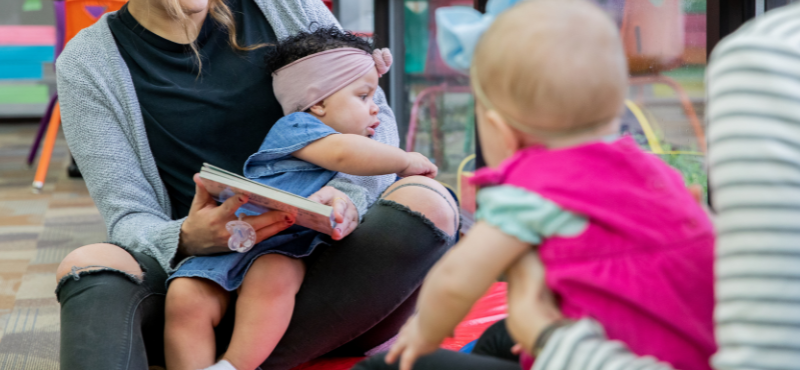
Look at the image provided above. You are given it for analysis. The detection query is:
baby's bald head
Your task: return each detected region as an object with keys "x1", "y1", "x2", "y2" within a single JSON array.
[{"x1": 473, "y1": 0, "x2": 627, "y2": 136}]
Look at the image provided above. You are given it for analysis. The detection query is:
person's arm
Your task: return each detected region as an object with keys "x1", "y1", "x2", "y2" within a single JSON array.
[
  {"x1": 503, "y1": 251, "x2": 562, "y2": 353},
  {"x1": 57, "y1": 44, "x2": 185, "y2": 272},
  {"x1": 707, "y1": 13, "x2": 800, "y2": 370},
  {"x1": 57, "y1": 30, "x2": 290, "y2": 272},
  {"x1": 324, "y1": 87, "x2": 401, "y2": 215},
  {"x1": 292, "y1": 134, "x2": 437, "y2": 178},
  {"x1": 286, "y1": 0, "x2": 401, "y2": 212},
  {"x1": 386, "y1": 221, "x2": 531, "y2": 370},
  {"x1": 504, "y1": 252, "x2": 675, "y2": 370}
]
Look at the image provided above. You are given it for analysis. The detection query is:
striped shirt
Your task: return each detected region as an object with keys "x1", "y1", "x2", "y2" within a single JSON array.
[
  {"x1": 533, "y1": 3, "x2": 800, "y2": 369},
  {"x1": 708, "y1": 3, "x2": 800, "y2": 369}
]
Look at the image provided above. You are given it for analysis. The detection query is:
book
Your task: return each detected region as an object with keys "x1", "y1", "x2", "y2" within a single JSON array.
[{"x1": 199, "y1": 163, "x2": 336, "y2": 235}]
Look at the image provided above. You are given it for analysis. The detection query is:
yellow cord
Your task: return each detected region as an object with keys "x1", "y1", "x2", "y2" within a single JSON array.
[
  {"x1": 456, "y1": 154, "x2": 477, "y2": 203},
  {"x1": 624, "y1": 100, "x2": 663, "y2": 154}
]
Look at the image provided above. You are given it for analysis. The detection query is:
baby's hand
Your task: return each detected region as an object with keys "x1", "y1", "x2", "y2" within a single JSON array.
[
  {"x1": 398, "y1": 152, "x2": 438, "y2": 178},
  {"x1": 385, "y1": 315, "x2": 440, "y2": 370}
]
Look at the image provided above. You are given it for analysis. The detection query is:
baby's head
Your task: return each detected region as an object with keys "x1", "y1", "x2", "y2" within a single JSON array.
[
  {"x1": 473, "y1": 0, "x2": 627, "y2": 166},
  {"x1": 267, "y1": 27, "x2": 392, "y2": 137}
]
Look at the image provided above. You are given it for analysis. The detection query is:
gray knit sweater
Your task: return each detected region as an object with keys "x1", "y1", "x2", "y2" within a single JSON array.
[{"x1": 56, "y1": 0, "x2": 399, "y2": 274}]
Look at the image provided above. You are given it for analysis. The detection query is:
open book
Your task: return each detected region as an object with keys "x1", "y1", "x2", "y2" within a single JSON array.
[{"x1": 199, "y1": 163, "x2": 335, "y2": 235}]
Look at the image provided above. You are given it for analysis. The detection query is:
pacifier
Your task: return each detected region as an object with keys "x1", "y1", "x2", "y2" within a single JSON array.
[{"x1": 226, "y1": 214, "x2": 256, "y2": 253}]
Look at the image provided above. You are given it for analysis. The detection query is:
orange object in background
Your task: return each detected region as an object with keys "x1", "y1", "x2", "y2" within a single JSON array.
[
  {"x1": 33, "y1": 0, "x2": 127, "y2": 191},
  {"x1": 619, "y1": 0, "x2": 706, "y2": 153},
  {"x1": 621, "y1": 0, "x2": 684, "y2": 74},
  {"x1": 32, "y1": 103, "x2": 61, "y2": 190},
  {"x1": 64, "y1": 0, "x2": 126, "y2": 44}
]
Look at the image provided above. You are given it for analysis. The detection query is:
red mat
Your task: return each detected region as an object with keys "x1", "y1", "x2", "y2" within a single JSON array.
[{"x1": 291, "y1": 283, "x2": 507, "y2": 370}]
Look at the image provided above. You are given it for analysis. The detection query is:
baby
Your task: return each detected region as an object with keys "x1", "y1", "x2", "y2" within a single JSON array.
[
  {"x1": 164, "y1": 28, "x2": 437, "y2": 370},
  {"x1": 376, "y1": 1, "x2": 715, "y2": 370}
]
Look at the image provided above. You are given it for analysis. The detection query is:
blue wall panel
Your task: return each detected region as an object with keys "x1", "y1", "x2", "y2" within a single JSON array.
[{"x1": 0, "y1": 46, "x2": 54, "y2": 80}]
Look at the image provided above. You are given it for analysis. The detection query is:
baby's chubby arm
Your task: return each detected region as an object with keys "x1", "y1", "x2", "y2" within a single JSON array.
[
  {"x1": 292, "y1": 134, "x2": 437, "y2": 178},
  {"x1": 386, "y1": 222, "x2": 532, "y2": 370},
  {"x1": 505, "y1": 251, "x2": 563, "y2": 353}
]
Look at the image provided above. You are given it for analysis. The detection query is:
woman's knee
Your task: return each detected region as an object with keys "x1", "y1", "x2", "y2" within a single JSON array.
[
  {"x1": 55, "y1": 243, "x2": 143, "y2": 282},
  {"x1": 381, "y1": 176, "x2": 458, "y2": 236}
]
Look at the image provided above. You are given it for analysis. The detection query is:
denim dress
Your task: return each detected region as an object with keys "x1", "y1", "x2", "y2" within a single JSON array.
[{"x1": 168, "y1": 113, "x2": 340, "y2": 290}]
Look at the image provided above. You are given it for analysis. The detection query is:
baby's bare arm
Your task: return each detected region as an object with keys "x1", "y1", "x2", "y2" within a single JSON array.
[
  {"x1": 292, "y1": 134, "x2": 436, "y2": 177},
  {"x1": 413, "y1": 222, "x2": 530, "y2": 345},
  {"x1": 505, "y1": 251, "x2": 563, "y2": 353}
]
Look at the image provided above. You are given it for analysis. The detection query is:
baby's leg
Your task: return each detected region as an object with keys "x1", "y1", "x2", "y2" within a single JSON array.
[
  {"x1": 165, "y1": 277, "x2": 231, "y2": 370},
  {"x1": 222, "y1": 254, "x2": 305, "y2": 370}
]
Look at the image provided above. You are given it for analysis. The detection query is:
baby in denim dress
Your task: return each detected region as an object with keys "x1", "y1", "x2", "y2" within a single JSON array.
[{"x1": 164, "y1": 27, "x2": 437, "y2": 370}]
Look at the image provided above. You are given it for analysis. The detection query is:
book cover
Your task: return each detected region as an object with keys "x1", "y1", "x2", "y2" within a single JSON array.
[{"x1": 199, "y1": 164, "x2": 336, "y2": 235}]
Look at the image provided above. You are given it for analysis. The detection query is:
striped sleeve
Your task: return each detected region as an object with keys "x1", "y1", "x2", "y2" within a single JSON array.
[
  {"x1": 708, "y1": 5, "x2": 800, "y2": 370},
  {"x1": 533, "y1": 319, "x2": 674, "y2": 370}
]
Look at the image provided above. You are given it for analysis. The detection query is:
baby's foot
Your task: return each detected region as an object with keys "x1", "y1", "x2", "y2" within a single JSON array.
[{"x1": 200, "y1": 359, "x2": 237, "y2": 370}]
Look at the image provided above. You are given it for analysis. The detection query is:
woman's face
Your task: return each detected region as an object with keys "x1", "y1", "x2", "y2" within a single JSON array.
[
  {"x1": 313, "y1": 69, "x2": 381, "y2": 137},
  {"x1": 148, "y1": 0, "x2": 207, "y2": 15},
  {"x1": 177, "y1": 0, "x2": 209, "y2": 14}
]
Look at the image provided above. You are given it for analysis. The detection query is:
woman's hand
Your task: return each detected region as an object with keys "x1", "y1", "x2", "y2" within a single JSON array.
[
  {"x1": 308, "y1": 186, "x2": 359, "y2": 240},
  {"x1": 504, "y1": 251, "x2": 563, "y2": 354},
  {"x1": 385, "y1": 315, "x2": 440, "y2": 370},
  {"x1": 178, "y1": 174, "x2": 294, "y2": 257}
]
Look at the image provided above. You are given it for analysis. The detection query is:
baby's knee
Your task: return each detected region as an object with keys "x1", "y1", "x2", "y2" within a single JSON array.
[
  {"x1": 55, "y1": 243, "x2": 142, "y2": 282},
  {"x1": 243, "y1": 255, "x2": 304, "y2": 297},
  {"x1": 166, "y1": 278, "x2": 228, "y2": 326},
  {"x1": 382, "y1": 176, "x2": 458, "y2": 236}
]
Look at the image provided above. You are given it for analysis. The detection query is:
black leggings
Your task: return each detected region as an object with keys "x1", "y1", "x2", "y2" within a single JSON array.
[
  {"x1": 56, "y1": 199, "x2": 454, "y2": 370},
  {"x1": 353, "y1": 320, "x2": 521, "y2": 370}
]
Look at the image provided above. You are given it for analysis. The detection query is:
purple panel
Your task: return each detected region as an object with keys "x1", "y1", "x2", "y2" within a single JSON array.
[
  {"x1": 54, "y1": 0, "x2": 66, "y2": 59},
  {"x1": 84, "y1": 5, "x2": 108, "y2": 20}
]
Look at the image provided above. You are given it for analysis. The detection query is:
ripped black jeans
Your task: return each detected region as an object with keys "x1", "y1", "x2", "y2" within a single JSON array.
[{"x1": 56, "y1": 198, "x2": 455, "y2": 370}]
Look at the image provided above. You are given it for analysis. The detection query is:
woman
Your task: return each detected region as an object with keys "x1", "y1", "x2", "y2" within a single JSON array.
[{"x1": 53, "y1": 0, "x2": 458, "y2": 368}]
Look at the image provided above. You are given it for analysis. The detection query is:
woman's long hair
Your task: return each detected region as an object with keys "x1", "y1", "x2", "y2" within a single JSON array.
[{"x1": 161, "y1": 0, "x2": 267, "y2": 73}]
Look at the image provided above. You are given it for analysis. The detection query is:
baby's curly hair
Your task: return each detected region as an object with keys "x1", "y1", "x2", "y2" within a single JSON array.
[{"x1": 265, "y1": 26, "x2": 375, "y2": 73}]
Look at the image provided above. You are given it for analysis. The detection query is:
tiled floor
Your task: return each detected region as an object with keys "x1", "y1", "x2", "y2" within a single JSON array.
[{"x1": 0, "y1": 123, "x2": 104, "y2": 369}]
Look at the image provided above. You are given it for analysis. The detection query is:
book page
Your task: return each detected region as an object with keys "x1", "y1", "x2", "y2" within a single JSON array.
[{"x1": 200, "y1": 178, "x2": 335, "y2": 235}]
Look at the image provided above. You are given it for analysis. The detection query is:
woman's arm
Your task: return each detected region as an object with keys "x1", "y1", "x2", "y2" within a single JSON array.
[
  {"x1": 293, "y1": 134, "x2": 436, "y2": 178},
  {"x1": 57, "y1": 32, "x2": 290, "y2": 271},
  {"x1": 57, "y1": 46, "x2": 185, "y2": 272}
]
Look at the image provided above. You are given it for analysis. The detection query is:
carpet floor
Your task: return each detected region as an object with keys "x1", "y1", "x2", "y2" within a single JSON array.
[{"x1": 0, "y1": 122, "x2": 104, "y2": 369}]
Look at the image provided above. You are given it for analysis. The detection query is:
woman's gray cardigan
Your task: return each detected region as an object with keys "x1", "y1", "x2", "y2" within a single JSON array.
[{"x1": 56, "y1": 0, "x2": 399, "y2": 274}]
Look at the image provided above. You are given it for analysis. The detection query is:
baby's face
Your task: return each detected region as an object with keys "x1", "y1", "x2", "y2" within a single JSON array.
[{"x1": 316, "y1": 69, "x2": 381, "y2": 137}]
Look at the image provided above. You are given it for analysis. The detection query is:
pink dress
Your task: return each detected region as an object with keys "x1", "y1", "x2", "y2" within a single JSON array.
[{"x1": 471, "y1": 136, "x2": 716, "y2": 370}]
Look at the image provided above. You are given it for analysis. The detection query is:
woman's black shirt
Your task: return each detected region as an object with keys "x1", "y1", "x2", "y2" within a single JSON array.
[{"x1": 107, "y1": 0, "x2": 283, "y2": 219}]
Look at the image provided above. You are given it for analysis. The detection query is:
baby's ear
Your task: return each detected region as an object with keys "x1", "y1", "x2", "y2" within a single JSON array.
[
  {"x1": 309, "y1": 101, "x2": 326, "y2": 117},
  {"x1": 486, "y1": 110, "x2": 523, "y2": 155}
]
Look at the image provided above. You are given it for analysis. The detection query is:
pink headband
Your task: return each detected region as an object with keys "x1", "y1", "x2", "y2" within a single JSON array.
[{"x1": 273, "y1": 47, "x2": 393, "y2": 115}]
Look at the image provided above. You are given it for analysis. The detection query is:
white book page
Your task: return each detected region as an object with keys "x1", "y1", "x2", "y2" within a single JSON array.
[{"x1": 199, "y1": 166, "x2": 335, "y2": 235}]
